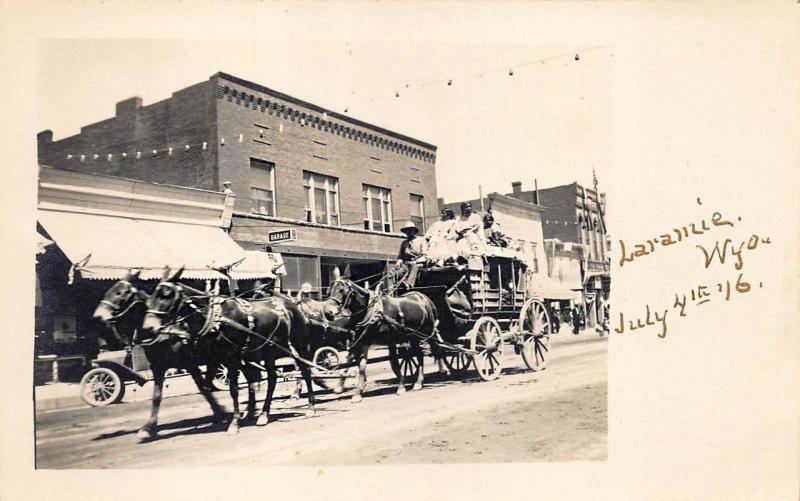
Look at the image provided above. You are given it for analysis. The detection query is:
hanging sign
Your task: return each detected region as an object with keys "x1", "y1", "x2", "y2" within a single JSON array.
[{"x1": 268, "y1": 228, "x2": 297, "y2": 244}]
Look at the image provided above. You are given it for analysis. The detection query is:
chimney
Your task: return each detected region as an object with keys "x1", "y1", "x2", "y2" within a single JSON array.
[
  {"x1": 116, "y1": 96, "x2": 143, "y2": 117},
  {"x1": 37, "y1": 130, "x2": 53, "y2": 144},
  {"x1": 511, "y1": 181, "x2": 522, "y2": 195}
]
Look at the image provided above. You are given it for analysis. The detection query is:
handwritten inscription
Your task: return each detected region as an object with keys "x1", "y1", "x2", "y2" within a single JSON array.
[
  {"x1": 618, "y1": 198, "x2": 738, "y2": 268},
  {"x1": 611, "y1": 197, "x2": 773, "y2": 339},
  {"x1": 614, "y1": 273, "x2": 762, "y2": 338},
  {"x1": 696, "y1": 235, "x2": 771, "y2": 270}
]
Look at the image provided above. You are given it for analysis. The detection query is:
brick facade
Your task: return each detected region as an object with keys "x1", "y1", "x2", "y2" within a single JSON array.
[{"x1": 37, "y1": 72, "x2": 439, "y2": 293}]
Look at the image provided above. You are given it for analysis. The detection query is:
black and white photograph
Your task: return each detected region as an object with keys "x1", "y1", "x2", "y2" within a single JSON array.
[
  {"x1": 33, "y1": 42, "x2": 611, "y2": 467},
  {"x1": 1, "y1": 2, "x2": 798, "y2": 500}
]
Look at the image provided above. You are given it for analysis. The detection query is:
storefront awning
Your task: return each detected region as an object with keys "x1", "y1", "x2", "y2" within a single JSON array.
[
  {"x1": 230, "y1": 250, "x2": 286, "y2": 280},
  {"x1": 37, "y1": 209, "x2": 246, "y2": 280},
  {"x1": 527, "y1": 273, "x2": 582, "y2": 301}
]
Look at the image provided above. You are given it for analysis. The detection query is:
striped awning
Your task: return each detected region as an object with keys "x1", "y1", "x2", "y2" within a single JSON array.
[{"x1": 37, "y1": 209, "x2": 246, "y2": 280}]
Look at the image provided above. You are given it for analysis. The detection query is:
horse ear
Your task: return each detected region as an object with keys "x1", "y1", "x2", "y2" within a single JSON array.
[
  {"x1": 127, "y1": 268, "x2": 141, "y2": 281},
  {"x1": 161, "y1": 266, "x2": 172, "y2": 280},
  {"x1": 169, "y1": 265, "x2": 185, "y2": 282},
  {"x1": 332, "y1": 266, "x2": 341, "y2": 281}
]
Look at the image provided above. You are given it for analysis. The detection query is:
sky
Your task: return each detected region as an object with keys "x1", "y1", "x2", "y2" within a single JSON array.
[{"x1": 37, "y1": 39, "x2": 611, "y2": 203}]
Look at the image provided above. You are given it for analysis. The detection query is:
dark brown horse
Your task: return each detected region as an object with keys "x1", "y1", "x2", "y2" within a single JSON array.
[
  {"x1": 329, "y1": 279, "x2": 439, "y2": 402},
  {"x1": 93, "y1": 269, "x2": 228, "y2": 441},
  {"x1": 141, "y1": 267, "x2": 318, "y2": 436}
]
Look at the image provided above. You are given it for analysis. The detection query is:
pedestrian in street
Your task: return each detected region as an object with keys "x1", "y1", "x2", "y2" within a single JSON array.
[{"x1": 571, "y1": 306, "x2": 581, "y2": 335}]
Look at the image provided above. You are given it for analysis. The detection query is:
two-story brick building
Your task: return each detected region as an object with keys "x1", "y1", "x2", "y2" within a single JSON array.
[
  {"x1": 38, "y1": 72, "x2": 439, "y2": 295},
  {"x1": 507, "y1": 180, "x2": 611, "y2": 325}
]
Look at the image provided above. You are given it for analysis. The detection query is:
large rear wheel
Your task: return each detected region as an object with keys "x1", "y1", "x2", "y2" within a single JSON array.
[{"x1": 520, "y1": 299, "x2": 551, "y2": 371}]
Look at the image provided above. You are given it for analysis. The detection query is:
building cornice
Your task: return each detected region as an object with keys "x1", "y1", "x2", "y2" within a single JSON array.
[{"x1": 213, "y1": 72, "x2": 437, "y2": 160}]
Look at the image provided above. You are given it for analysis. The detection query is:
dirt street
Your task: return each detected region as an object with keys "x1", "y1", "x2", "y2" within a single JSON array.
[{"x1": 35, "y1": 335, "x2": 607, "y2": 468}]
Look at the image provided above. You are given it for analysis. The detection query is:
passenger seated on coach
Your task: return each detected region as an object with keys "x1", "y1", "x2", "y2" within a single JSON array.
[
  {"x1": 425, "y1": 208, "x2": 459, "y2": 265},
  {"x1": 483, "y1": 209, "x2": 510, "y2": 248}
]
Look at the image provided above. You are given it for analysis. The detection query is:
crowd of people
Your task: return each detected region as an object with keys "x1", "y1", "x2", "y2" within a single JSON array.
[{"x1": 397, "y1": 201, "x2": 511, "y2": 270}]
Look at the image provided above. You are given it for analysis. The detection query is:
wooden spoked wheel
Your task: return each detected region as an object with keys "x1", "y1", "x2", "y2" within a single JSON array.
[
  {"x1": 389, "y1": 343, "x2": 422, "y2": 382},
  {"x1": 441, "y1": 351, "x2": 472, "y2": 375},
  {"x1": 470, "y1": 317, "x2": 504, "y2": 381},
  {"x1": 519, "y1": 299, "x2": 551, "y2": 371},
  {"x1": 80, "y1": 367, "x2": 125, "y2": 406},
  {"x1": 311, "y1": 346, "x2": 345, "y2": 391}
]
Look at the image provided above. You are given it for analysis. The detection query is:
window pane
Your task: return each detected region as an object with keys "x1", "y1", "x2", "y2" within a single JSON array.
[
  {"x1": 315, "y1": 188, "x2": 327, "y2": 224},
  {"x1": 371, "y1": 198, "x2": 382, "y2": 230}
]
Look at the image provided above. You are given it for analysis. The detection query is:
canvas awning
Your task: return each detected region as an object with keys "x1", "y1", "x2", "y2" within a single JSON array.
[
  {"x1": 37, "y1": 209, "x2": 246, "y2": 280},
  {"x1": 527, "y1": 273, "x2": 582, "y2": 301},
  {"x1": 230, "y1": 250, "x2": 286, "y2": 280}
]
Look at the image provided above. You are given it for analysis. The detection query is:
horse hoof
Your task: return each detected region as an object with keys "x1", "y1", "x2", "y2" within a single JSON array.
[
  {"x1": 289, "y1": 394, "x2": 300, "y2": 401},
  {"x1": 305, "y1": 408, "x2": 316, "y2": 418},
  {"x1": 227, "y1": 424, "x2": 239, "y2": 435},
  {"x1": 412, "y1": 383, "x2": 423, "y2": 391},
  {"x1": 396, "y1": 386, "x2": 406, "y2": 395},
  {"x1": 256, "y1": 414, "x2": 269, "y2": 426},
  {"x1": 351, "y1": 394, "x2": 362, "y2": 404},
  {"x1": 137, "y1": 429, "x2": 155, "y2": 441}
]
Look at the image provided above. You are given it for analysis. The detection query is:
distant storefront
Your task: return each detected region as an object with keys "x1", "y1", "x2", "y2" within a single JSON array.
[{"x1": 35, "y1": 166, "x2": 276, "y2": 383}]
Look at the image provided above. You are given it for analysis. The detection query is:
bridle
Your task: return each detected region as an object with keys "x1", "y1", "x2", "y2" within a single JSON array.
[
  {"x1": 100, "y1": 280, "x2": 144, "y2": 322},
  {"x1": 145, "y1": 281, "x2": 186, "y2": 318}
]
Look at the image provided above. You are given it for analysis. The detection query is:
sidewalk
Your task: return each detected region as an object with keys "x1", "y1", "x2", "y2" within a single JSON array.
[{"x1": 34, "y1": 373, "x2": 216, "y2": 413}]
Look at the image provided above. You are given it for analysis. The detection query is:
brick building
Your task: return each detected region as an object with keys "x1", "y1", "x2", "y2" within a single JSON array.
[
  {"x1": 507, "y1": 180, "x2": 611, "y2": 325},
  {"x1": 38, "y1": 72, "x2": 439, "y2": 294}
]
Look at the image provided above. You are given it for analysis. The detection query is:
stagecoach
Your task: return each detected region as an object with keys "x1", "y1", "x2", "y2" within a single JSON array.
[{"x1": 388, "y1": 248, "x2": 554, "y2": 381}]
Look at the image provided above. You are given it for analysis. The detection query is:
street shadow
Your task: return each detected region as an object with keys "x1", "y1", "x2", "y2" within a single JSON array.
[{"x1": 91, "y1": 415, "x2": 227, "y2": 442}]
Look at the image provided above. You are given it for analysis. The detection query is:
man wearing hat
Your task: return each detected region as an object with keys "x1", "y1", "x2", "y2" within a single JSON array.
[{"x1": 396, "y1": 221, "x2": 427, "y2": 288}]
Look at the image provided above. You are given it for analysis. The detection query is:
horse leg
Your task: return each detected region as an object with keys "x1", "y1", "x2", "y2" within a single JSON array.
[
  {"x1": 289, "y1": 372, "x2": 302, "y2": 401},
  {"x1": 412, "y1": 338, "x2": 425, "y2": 391},
  {"x1": 226, "y1": 359, "x2": 242, "y2": 435},
  {"x1": 297, "y1": 354, "x2": 317, "y2": 418},
  {"x1": 351, "y1": 344, "x2": 369, "y2": 403},
  {"x1": 243, "y1": 363, "x2": 259, "y2": 423},
  {"x1": 389, "y1": 340, "x2": 406, "y2": 395},
  {"x1": 256, "y1": 357, "x2": 278, "y2": 426},
  {"x1": 137, "y1": 366, "x2": 165, "y2": 441},
  {"x1": 186, "y1": 365, "x2": 226, "y2": 420}
]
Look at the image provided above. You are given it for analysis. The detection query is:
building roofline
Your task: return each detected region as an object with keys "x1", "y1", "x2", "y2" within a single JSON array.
[{"x1": 212, "y1": 72, "x2": 437, "y2": 151}]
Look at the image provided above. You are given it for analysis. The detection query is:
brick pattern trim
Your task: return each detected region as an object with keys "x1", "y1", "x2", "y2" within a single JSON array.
[{"x1": 217, "y1": 85, "x2": 436, "y2": 164}]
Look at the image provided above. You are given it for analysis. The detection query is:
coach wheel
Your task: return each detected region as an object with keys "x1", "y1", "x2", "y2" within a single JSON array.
[
  {"x1": 470, "y1": 317, "x2": 504, "y2": 381},
  {"x1": 211, "y1": 363, "x2": 249, "y2": 391},
  {"x1": 520, "y1": 299, "x2": 551, "y2": 337},
  {"x1": 441, "y1": 351, "x2": 471, "y2": 375},
  {"x1": 389, "y1": 343, "x2": 422, "y2": 382},
  {"x1": 311, "y1": 346, "x2": 345, "y2": 393},
  {"x1": 521, "y1": 334, "x2": 550, "y2": 371},
  {"x1": 519, "y1": 299, "x2": 551, "y2": 371},
  {"x1": 80, "y1": 367, "x2": 125, "y2": 406}
]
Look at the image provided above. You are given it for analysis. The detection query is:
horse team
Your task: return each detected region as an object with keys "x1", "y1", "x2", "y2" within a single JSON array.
[{"x1": 92, "y1": 266, "x2": 441, "y2": 441}]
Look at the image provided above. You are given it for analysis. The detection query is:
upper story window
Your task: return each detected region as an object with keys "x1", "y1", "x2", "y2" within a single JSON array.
[
  {"x1": 304, "y1": 171, "x2": 340, "y2": 226},
  {"x1": 410, "y1": 194, "x2": 425, "y2": 233},
  {"x1": 362, "y1": 184, "x2": 393, "y2": 232},
  {"x1": 250, "y1": 158, "x2": 276, "y2": 216}
]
